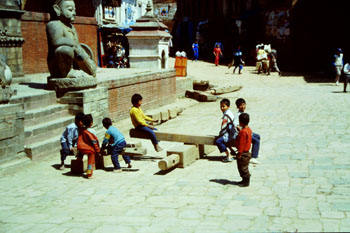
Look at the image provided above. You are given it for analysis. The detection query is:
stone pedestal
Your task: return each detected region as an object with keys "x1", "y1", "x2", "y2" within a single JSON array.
[{"x1": 0, "y1": 103, "x2": 24, "y2": 163}]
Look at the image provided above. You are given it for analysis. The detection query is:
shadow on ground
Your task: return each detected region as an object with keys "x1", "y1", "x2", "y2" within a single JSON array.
[
  {"x1": 154, "y1": 166, "x2": 177, "y2": 175},
  {"x1": 282, "y1": 72, "x2": 334, "y2": 83},
  {"x1": 209, "y1": 179, "x2": 240, "y2": 186},
  {"x1": 20, "y1": 82, "x2": 48, "y2": 90}
]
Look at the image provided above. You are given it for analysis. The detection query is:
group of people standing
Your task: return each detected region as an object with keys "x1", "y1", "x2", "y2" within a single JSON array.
[
  {"x1": 191, "y1": 41, "x2": 281, "y2": 75},
  {"x1": 332, "y1": 47, "x2": 350, "y2": 92}
]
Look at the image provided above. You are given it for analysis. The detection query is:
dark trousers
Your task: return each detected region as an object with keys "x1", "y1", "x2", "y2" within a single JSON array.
[
  {"x1": 252, "y1": 133, "x2": 260, "y2": 158},
  {"x1": 111, "y1": 140, "x2": 130, "y2": 169},
  {"x1": 60, "y1": 142, "x2": 70, "y2": 163},
  {"x1": 237, "y1": 152, "x2": 251, "y2": 178},
  {"x1": 135, "y1": 125, "x2": 158, "y2": 145}
]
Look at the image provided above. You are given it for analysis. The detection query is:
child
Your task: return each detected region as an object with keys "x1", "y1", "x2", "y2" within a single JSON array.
[
  {"x1": 59, "y1": 112, "x2": 84, "y2": 170},
  {"x1": 101, "y1": 118, "x2": 131, "y2": 172},
  {"x1": 213, "y1": 44, "x2": 223, "y2": 66},
  {"x1": 77, "y1": 114, "x2": 100, "y2": 178},
  {"x1": 215, "y1": 98, "x2": 237, "y2": 162},
  {"x1": 235, "y1": 113, "x2": 252, "y2": 187},
  {"x1": 234, "y1": 98, "x2": 261, "y2": 164},
  {"x1": 343, "y1": 61, "x2": 350, "y2": 92},
  {"x1": 232, "y1": 46, "x2": 244, "y2": 74},
  {"x1": 130, "y1": 94, "x2": 163, "y2": 152},
  {"x1": 333, "y1": 48, "x2": 343, "y2": 86},
  {"x1": 192, "y1": 40, "x2": 199, "y2": 61},
  {"x1": 84, "y1": 114, "x2": 97, "y2": 136}
]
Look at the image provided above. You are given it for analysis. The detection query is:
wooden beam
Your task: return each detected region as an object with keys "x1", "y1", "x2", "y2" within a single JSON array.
[
  {"x1": 210, "y1": 85, "x2": 242, "y2": 95},
  {"x1": 129, "y1": 129, "x2": 216, "y2": 145}
]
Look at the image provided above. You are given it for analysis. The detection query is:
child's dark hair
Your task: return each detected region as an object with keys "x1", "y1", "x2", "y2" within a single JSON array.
[
  {"x1": 75, "y1": 112, "x2": 84, "y2": 123},
  {"x1": 131, "y1": 93, "x2": 142, "y2": 106},
  {"x1": 82, "y1": 114, "x2": 93, "y2": 127},
  {"x1": 239, "y1": 113, "x2": 250, "y2": 126},
  {"x1": 102, "y1": 117, "x2": 112, "y2": 128},
  {"x1": 235, "y1": 98, "x2": 246, "y2": 108},
  {"x1": 220, "y1": 98, "x2": 230, "y2": 107}
]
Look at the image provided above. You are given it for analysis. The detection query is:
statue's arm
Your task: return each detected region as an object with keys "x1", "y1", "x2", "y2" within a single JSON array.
[{"x1": 46, "y1": 21, "x2": 77, "y2": 49}]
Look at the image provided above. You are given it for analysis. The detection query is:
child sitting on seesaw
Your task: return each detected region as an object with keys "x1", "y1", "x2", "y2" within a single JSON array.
[{"x1": 129, "y1": 94, "x2": 163, "y2": 152}]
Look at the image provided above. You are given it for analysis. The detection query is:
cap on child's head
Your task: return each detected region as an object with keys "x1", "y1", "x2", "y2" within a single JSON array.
[
  {"x1": 131, "y1": 93, "x2": 142, "y2": 106},
  {"x1": 337, "y1": 48, "x2": 343, "y2": 53},
  {"x1": 235, "y1": 98, "x2": 246, "y2": 107},
  {"x1": 239, "y1": 113, "x2": 250, "y2": 125}
]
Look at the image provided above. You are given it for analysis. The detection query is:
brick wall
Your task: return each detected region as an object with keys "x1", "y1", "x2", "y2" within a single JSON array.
[
  {"x1": 98, "y1": 70, "x2": 177, "y2": 121},
  {"x1": 21, "y1": 12, "x2": 98, "y2": 74}
]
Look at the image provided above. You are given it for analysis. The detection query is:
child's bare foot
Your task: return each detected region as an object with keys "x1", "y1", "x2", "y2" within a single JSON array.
[{"x1": 155, "y1": 144, "x2": 163, "y2": 152}]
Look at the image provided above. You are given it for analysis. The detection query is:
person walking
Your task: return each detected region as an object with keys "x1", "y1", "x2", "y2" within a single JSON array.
[
  {"x1": 333, "y1": 48, "x2": 344, "y2": 86},
  {"x1": 192, "y1": 40, "x2": 199, "y2": 61},
  {"x1": 213, "y1": 44, "x2": 223, "y2": 66}
]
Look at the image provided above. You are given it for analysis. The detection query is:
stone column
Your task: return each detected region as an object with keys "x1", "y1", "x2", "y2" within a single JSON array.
[{"x1": 0, "y1": 0, "x2": 25, "y2": 81}]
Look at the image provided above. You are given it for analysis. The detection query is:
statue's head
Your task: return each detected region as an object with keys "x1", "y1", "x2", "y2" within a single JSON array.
[{"x1": 52, "y1": 0, "x2": 76, "y2": 23}]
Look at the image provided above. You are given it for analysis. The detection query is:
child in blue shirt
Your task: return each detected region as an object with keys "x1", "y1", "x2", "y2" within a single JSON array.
[{"x1": 101, "y1": 117, "x2": 131, "y2": 171}]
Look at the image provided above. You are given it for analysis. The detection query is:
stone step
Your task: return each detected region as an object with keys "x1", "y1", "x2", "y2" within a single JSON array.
[
  {"x1": 25, "y1": 136, "x2": 61, "y2": 160},
  {"x1": 24, "y1": 104, "x2": 70, "y2": 127},
  {"x1": 25, "y1": 116, "x2": 74, "y2": 145},
  {"x1": 10, "y1": 91, "x2": 57, "y2": 111}
]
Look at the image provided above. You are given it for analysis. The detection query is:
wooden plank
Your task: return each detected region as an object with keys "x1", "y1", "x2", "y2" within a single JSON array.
[
  {"x1": 158, "y1": 154, "x2": 180, "y2": 170},
  {"x1": 210, "y1": 85, "x2": 242, "y2": 95},
  {"x1": 122, "y1": 147, "x2": 147, "y2": 156},
  {"x1": 193, "y1": 80, "x2": 209, "y2": 91},
  {"x1": 129, "y1": 129, "x2": 216, "y2": 145}
]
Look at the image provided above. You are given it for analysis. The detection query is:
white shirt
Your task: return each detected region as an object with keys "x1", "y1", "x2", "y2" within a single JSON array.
[{"x1": 343, "y1": 63, "x2": 350, "y2": 75}]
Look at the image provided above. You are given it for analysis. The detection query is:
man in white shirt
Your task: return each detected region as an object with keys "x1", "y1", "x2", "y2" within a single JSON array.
[{"x1": 343, "y1": 62, "x2": 350, "y2": 92}]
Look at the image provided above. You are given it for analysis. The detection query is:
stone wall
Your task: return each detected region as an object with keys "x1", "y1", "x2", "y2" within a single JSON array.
[
  {"x1": 59, "y1": 87, "x2": 109, "y2": 135},
  {"x1": 0, "y1": 104, "x2": 24, "y2": 163},
  {"x1": 98, "y1": 69, "x2": 177, "y2": 121},
  {"x1": 21, "y1": 12, "x2": 98, "y2": 74}
]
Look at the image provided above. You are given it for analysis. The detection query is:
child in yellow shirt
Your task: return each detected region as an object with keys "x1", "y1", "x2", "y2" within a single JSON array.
[{"x1": 130, "y1": 94, "x2": 163, "y2": 152}]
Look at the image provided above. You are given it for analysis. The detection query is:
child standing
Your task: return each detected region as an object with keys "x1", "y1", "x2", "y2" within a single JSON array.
[
  {"x1": 333, "y1": 48, "x2": 343, "y2": 86},
  {"x1": 59, "y1": 112, "x2": 84, "y2": 170},
  {"x1": 101, "y1": 118, "x2": 131, "y2": 172},
  {"x1": 215, "y1": 98, "x2": 237, "y2": 162},
  {"x1": 130, "y1": 94, "x2": 163, "y2": 152},
  {"x1": 232, "y1": 46, "x2": 244, "y2": 74},
  {"x1": 235, "y1": 113, "x2": 252, "y2": 187},
  {"x1": 192, "y1": 40, "x2": 199, "y2": 61},
  {"x1": 234, "y1": 98, "x2": 261, "y2": 164},
  {"x1": 213, "y1": 44, "x2": 223, "y2": 66},
  {"x1": 77, "y1": 114, "x2": 100, "y2": 178}
]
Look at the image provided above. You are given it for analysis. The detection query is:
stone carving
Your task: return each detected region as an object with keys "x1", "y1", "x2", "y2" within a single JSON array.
[
  {"x1": 0, "y1": 55, "x2": 14, "y2": 104},
  {"x1": 46, "y1": 0, "x2": 97, "y2": 92}
]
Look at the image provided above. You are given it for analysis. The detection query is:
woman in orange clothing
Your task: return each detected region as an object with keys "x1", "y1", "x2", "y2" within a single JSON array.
[
  {"x1": 213, "y1": 44, "x2": 223, "y2": 66},
  {"x1": 77, "y1": 115, "x2": 100, "y2": 178}
]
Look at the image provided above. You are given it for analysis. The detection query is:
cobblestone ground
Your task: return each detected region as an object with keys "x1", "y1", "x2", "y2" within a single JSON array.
[{"x1": 1, "y1": 60, "x2": 350, "y2": 232}]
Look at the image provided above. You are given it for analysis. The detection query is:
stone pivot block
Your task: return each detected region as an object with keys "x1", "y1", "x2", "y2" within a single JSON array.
[
  {"x1": 160, "y1": 110, "x2": 169, "y2": 122},
  {"x1": 146, "y1": 111, "x2": 161, "y2": 125},
  {"x1": 166, "y1": 144, "x2": 199, "y2": 168},
  {"x1": 71, "y1": 157, "x2": 88, "y2": 174},
  {"x1": 123, "y1": 147, "x2": 147, "y2": 156},
  {"x1": 158, "y1": 153, "x2": 180, "y2": 170},
  {"x1": 168, "y1": 107, "x2": 178, "y2": 119},
  {"x1": 96, "y1": 155, "x2": 115, "y2": 169},
  {"x1": 193, "y1": 80, "x2": 210, "y2": 91}
]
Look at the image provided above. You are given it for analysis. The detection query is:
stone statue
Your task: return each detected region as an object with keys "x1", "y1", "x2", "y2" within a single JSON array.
[
  {"x1": 46, "y1": 0, "x2": 97, "y2": 92},
  {"x1": 0, "y1": 55, "x2": 14, "y2": 104}
]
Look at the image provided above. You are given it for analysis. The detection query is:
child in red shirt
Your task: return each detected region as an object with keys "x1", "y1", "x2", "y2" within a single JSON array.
[
  {"x1": 77, "y1": 115, "x2": 100, "y2": 179},
  {"x1": 235, "y1": 113, "x2": 252, "y2": 187}
]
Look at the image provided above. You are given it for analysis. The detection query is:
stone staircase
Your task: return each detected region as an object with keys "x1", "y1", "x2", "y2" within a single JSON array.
[{"x1": 10, "y1": 90, "x2": 74, "y2": 160}]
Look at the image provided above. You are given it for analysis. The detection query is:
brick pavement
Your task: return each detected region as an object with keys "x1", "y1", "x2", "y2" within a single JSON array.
[{"x1": 1, "y1": 60, "x2": 350, "y2": 232}]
